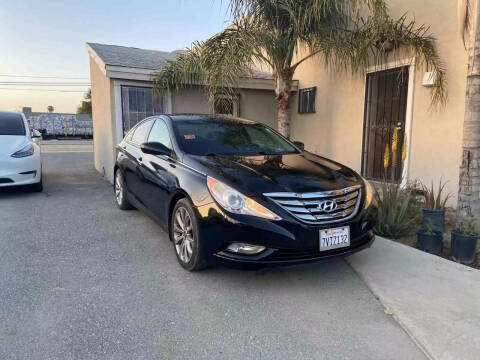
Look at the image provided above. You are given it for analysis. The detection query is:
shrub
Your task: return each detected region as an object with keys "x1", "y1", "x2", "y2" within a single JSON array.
[
  {"x1": 421, "y1": 179, "x2": 451, "y2": 210},
  {"x1": 373, "y1": 181, "x2": 422, "y2": 239}
]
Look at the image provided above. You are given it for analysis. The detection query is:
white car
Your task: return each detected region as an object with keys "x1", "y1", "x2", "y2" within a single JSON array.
[{"x1": 0, "y1": 111, "x2": 42, "y2": 192}]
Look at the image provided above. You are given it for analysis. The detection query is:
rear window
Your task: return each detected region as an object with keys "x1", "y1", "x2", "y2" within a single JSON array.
[
  {"x1": 0, "y1": 113, "x2": 26, "y2": 136},
  {"x1": 130, "y1": 119, "x2": 153, "y2": 145},
  {"x1": 172, "y1": 118, "x2": 298, "y2": 156}
]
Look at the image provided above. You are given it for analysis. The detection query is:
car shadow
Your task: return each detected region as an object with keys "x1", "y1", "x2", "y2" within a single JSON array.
[
  {"x1": 0, "y1": 185, "x2": 40, "y2": 198},
  {"x1": 179, "y1": 256, "x2": 358, "y2": 294}
]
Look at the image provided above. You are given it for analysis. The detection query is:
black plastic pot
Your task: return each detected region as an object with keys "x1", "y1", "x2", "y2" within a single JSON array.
[
  {"x1": 422, "y1": 209, "x2": 445, "y2": 233},
  {"x1": 451, "y1": 230, "x2": 479, "y2": 264},
  {"x1": 417, "y1": 229, "x2": 443, "y2": 254}
]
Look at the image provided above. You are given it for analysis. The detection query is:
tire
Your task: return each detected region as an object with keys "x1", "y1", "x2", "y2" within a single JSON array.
[
  {"x1": 170, "y1": 198, "x2": 207, "y2": 271},
  {"x1": 114, "y1": 169, "x2": 134, "y2": 210},
  {"x1": 30, "y1": 178, "x2": 43, "y2": 192}
]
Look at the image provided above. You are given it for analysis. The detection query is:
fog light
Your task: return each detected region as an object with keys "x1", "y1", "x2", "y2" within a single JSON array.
[
  {"x1": 226, "y1": 243, "x2": 266, "y2": 255},
  {"x1": 361, "y1": 221, "x2": 369, "y2": 231}
]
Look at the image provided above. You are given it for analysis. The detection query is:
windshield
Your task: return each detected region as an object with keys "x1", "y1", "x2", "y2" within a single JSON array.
[
  {"x1": 0, "y1": 113, "x2": 26, "y2": 136},
  {"x1": 173, "y1": 118, "x2": 299, "y2": 156}
]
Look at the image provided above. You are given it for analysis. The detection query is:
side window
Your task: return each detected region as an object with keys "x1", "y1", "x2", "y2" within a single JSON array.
[
  {"x1": 131, "y1": 120, "x2": 154, "y2": 145},
  {"x1": 148, "y1": 120, "x2": 171, "y2": 148},
  {"x1": 123, "y1": 127, "x2": 135, "y2": 142}
]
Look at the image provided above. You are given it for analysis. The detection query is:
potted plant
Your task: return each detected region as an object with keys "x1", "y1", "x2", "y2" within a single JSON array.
[
  {"x1": 417, "y1": 220, "x2": 443, "y2": 255},
  {"x1": 421, "y1": 180, "x2": 451, "y2": 233},
  {"x1": 451, "y1": 217, "x2": 479, "y2": 264}
]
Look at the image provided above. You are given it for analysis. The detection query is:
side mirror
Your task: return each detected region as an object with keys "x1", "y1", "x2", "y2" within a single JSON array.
[
  {"x1": 31, "y1": 129, "x2": 41, "y2": 138},
  {"x1": 141, "y1": 142, "x2": 172, "y2": 157},
  {"x1": 293, "y1": 141, "x2": 305, "y2": 151}
]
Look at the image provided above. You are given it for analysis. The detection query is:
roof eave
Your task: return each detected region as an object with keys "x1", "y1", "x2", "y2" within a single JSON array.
[{"x1": 104, "y1": 65, "x2": 298, "y2": 91}]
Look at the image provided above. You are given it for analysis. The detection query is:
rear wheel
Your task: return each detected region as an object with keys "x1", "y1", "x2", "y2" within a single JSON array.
[
  {"x1": 114, "y1": 169, "x2": 133, "y2": 210},
  {"x1": 171, "y1": 198, "x2": 207, "y2": 271}
]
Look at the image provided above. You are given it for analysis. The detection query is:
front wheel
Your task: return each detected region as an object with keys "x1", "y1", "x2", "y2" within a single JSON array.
[{"x1": 170, "y1": 198, "x2": 207, "y2": 271}]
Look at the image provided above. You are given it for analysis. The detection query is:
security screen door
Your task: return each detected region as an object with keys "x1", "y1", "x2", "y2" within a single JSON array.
[
  {"x1": 361, "y1": 67, "x2": 409, "y2": 182},
  {"x1": 121, "y1": 86, "x2": 165, "y2": 135}
]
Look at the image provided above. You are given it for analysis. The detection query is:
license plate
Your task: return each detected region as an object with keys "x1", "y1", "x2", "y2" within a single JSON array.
[{"x1": 320, "y1": 226, "x2": 350, "y2": 251}]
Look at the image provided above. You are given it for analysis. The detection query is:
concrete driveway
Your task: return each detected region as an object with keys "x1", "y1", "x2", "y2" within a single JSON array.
[{"x1": 0, "y1": 143, "x2": 426, "y2": 360}]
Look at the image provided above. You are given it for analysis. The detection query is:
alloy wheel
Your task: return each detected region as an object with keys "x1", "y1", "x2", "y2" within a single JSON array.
[
  {"x1": 115, "y1": 172, "x2": 124, "y2": 205},
  {"x1": 173, "y1": 206, "x2": 194, "y2": 263}
]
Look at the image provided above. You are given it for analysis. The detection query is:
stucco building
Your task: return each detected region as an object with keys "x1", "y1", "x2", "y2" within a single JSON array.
[
  {"x1": 88, "y1": 0, "x2": 466, "y2": 204},
  {"x1": 87, "y1": 42, "x2": 297, "y2": 182},
  {"x1": 289, "y1": 0, "x2": 465, "y2": 203}
]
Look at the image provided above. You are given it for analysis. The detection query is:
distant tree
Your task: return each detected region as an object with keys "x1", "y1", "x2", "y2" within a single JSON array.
[
  {"x1": 77, "y1": 88, "x2": 92, "y2": 117},
  {"x1": 47, "y1": 105, "x2": 54, "y2": 113}
]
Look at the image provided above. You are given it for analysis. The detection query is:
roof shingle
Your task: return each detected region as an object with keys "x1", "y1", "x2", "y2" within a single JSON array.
[
  {"x1": 87, "y1": 43, "x2": 183, "y2": 70},
  {"x1": 87, "y1": 42, "x2": 273, "y2": 79}
]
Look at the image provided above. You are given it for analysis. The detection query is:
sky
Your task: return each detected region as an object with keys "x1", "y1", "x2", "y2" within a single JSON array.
[{"x1": 0, "y1": 0, "x2": 230, "y2": 113}]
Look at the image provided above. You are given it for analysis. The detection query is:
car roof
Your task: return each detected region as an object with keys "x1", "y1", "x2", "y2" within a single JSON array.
[
  {"x1": 0, "y1": 111, "x2": 24, "y2": 121},
  {"x1": 0, "y1": 111, "x2": 23, "y2": 117},
  {"x1": 164, "y1": 114, "x2": 257, "y2": 125}
]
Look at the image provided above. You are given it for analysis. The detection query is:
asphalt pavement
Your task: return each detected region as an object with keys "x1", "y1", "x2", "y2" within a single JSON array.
[{"x1": 0, "y1": 143, "x2": 426, "y2": 360}]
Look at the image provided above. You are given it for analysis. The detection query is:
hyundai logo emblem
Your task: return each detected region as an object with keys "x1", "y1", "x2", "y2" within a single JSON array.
[{"x1": 318, "y1": 200, "x2": 338, "y2": 213}]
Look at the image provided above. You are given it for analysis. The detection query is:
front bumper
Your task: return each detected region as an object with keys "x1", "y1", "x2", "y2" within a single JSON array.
[
  {"x1": 0, "y1": 150, "x2": 42, "y2": 187},
  {"x1": 195, "y1": 202, "x2": 377, "y2": 269}
]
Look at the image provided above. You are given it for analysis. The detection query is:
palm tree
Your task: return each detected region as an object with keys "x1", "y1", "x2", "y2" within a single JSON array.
[
  {"x1": 457, "y1": 0, "x2": 480, "y2": 228},
  {"x1": 154, "y1": 0, "x2": 446, "y2": 139}
]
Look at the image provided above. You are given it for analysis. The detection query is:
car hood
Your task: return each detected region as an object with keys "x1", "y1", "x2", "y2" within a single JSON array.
[
  {"x1": 0, "y1": 135, "x2": 29, "y2": 157},
  {"x1": 186, "y1": 152, "x2": 362, "y2": 196}
]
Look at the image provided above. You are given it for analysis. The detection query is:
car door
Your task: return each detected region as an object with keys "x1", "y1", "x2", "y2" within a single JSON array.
[
  {"x1": 122, "y1": 119, "x2": 154, "y2": 204},
  {"x1": 137, "y1": 118, "x2": 177, "y2": 222}
]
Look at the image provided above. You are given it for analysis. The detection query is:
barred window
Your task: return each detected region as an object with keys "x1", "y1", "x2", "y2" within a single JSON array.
[
  {"x1": 298, "y1": 87, "x2": 316, "y2": 114},
  {"x1": 121, "y1": 86, "x2": 165, "y2": 134},
  {"x1": 214, "y1": 97, "x2": 234, "y2": 116}
]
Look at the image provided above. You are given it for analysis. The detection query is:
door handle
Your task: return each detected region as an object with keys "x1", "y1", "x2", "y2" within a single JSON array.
[{"x1": 166, "y1": 157, "x2": 176, "y2": 168}]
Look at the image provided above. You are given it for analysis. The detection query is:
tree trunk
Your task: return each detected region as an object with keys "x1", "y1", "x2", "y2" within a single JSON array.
[
  {"x1": 275, "y1": 70, "x2": 294, "y2": 138},
  {"x1": 457, "y1": 1, "x2": 480, "y2": 229}
]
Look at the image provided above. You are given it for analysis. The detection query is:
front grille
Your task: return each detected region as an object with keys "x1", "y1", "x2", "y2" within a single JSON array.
[
  {"x1": 0, "y1": 178, "x2": 14, "y2": 184},
  {"x1": 264, "y1": 185, "x2": 362, "y2": 224}
]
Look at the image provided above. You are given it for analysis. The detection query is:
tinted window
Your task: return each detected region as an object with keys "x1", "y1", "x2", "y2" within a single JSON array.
[
  {"x1": 148, "y1": 120, "x2": 171, "y2": 148},
  {"x1": 0, "y1": 113, "x2": 26, "y2": 135},
  {"x1": 172, "y1": 118, "x2": 298, "y2": 156},
  {"x1": 123, "y1": 128, "x2": 135, "y2": 143},
  {"x1": 130, "y1": 120, "x2": 153, "y2": 145}
]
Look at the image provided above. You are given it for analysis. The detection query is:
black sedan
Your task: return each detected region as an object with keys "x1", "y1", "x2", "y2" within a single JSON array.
[{"x1": 114, "y1": 115, "x2": 377, "y2": 271}]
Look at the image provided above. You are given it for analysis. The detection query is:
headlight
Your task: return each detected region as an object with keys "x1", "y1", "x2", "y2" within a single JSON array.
[
  {"x1": 11, "y1": 144, "x2": 35, "y2": 158},
  {"x1": 364, "y1": 179, "x2": 375, "y2": 208},
  {"x1": 207, "y1": 176, "x2": 281, "y2": 220}
]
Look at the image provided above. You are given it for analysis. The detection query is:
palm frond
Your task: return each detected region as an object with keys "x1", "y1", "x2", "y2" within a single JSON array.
[
  {"x1": 154, "y1": 0, "x2": 447, "y2": 110},
  {"x1": 153, "y1": 44, "x2": 203, "y2": 94},
  {"x1": 154, "y1": 20, "x2": 269, "y2": 101},
  {"x1": 313, "y1": 12, "x2": 448, "y2": 107}
]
